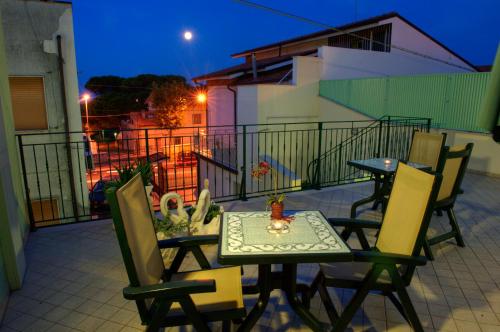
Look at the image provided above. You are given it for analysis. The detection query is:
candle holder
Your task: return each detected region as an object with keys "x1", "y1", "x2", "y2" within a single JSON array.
[
  {"x1": 266, "y1": 219, "x2": 290, "y2": 234},
  {"x1": 384, "y1": 158, "x2": 392, "y2": 165}
]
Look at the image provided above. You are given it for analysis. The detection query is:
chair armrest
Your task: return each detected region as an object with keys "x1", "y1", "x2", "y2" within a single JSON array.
[
  {"x1": 352, "y1": 250, "x2": 427, "y2": 266},
  {"x1": 158, "y1": 235, "x2": 219, "y2": 249},
  {"x1": 123, "y1": 279, "x2": 216, "y2": 301},
  {"x1": 328, "y1": 218, "x2": 381, "y2": 229}
]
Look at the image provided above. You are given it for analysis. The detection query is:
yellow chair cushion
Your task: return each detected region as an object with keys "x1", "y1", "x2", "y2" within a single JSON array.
[
  {"x1": 376, "y1": 163, "x2": 435, "y2": 256},
  {"x1": 408, "y1": 132, "x2": 444, "y2": 171},
  {"x1": 320, "y1": 262, "x2": 392, "y2": 284},
  {"x1": 169, "y1": 266, "x2": 244, "y2": 313},
  {"x1": 437, "y1": 145, "x2": 466, "y2": 202}
]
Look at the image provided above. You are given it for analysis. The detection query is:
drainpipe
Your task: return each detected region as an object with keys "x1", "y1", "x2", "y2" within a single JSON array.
[
  {"x1": 227, "y1": 85, "x2": 237, "y2": 127},
  {"x1": 57, "y1": 35, "x2": 79, "y2": 222},
  {"x1": 227, "y1": 84, "x2": 238, "y2": 159},
  {"x1": 251, "y1": 53, "x2": 257, "y2": 80}
]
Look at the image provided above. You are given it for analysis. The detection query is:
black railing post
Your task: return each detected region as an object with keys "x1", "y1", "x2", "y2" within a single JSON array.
[
  {"x1": 337, "y1": 142, "x2": 343, "y2": 185},
  {"x1": 385, "y1": 116, "x2": 391, "y2": 157},
  {"x1": 239, "y1": 125, "x2": 247, "y2": 200},
  {"x1": 426, "y1": 118, "x2": 432, "y2": 132},
  {"x1": 315, "y1": 122, "x2": 323, "y2": 189},
  {"x1": 377, "y1": 119, "x2": 383, "y2": 158},
  {"x1": 145, "y1": 129, "x2": 150, "y2": 162},
  {"x1": 17, "y1": 135, "x2": 36, "y2": 231}
]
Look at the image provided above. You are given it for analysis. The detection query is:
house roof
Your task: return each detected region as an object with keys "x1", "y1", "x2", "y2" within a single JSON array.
[
  {"x1": 231, "y1": 12, "x2": 400, "y2": 58},
  {"x1": 230, "y1": 12, "x2": 476, "y2": 70},
  {"x1": 192, "y1": 49, "x2": 315, "y2": 82}
]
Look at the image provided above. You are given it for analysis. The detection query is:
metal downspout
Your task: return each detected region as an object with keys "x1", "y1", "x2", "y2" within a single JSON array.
[{"x1": 57, "y1": 35, "x2": 79, "y2": 222}]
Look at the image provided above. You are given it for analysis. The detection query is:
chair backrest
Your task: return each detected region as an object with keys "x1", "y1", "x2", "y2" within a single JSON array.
[
  {"x1": 106, "y1": 173, "x2": 165, "y2": 289},
  {"x1": 376, "y1": 163, "x2": 440, "y2": 257},
  {"x1": 435, "y1": 143, "x2": 474, "y2": 203},
  {"x1": 407, "y1": 131, "x2": 447, "y2": 171}
]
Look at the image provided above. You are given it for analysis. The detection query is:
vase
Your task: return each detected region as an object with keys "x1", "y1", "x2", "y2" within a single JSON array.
[{"x1": 270, "y1": 202, "x2": 284, "y2": 220}]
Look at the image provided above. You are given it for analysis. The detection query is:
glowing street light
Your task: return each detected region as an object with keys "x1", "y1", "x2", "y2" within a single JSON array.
[
  {"x1": 82, "y1": 93, "x2": 91, "y2": 131},
  {"x1": 183, "y1": 30, "x2": 193, "y2": 41},
  {"x1": 196, "y1": 92, "x2": 207, "y2": 103}
]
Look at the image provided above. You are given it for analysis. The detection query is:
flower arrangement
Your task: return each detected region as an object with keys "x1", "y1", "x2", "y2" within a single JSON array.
[{"x1": 251, "y1": 161, "x2": 285, "y2": 219}]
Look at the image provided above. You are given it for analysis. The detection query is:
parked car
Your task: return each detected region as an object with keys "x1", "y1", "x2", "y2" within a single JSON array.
[
  {"x1": 175, "y1": 151, "x2": 197, "y2": 167},
  {"x1": 138, "y1": 152, "x2": 169, "y2": 164}
]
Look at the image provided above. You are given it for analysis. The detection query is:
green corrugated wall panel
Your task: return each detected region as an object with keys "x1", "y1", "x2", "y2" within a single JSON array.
[{"x1": 319, "y1": 72, "x2": 491, "y2": 132}]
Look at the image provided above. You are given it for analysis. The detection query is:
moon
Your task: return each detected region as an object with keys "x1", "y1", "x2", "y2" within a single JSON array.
[{"x1": 183, "y1": 31, "x2": 193, "y2": 41}]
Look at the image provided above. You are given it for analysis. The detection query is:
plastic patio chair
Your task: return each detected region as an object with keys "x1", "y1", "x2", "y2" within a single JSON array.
[
  {"x1": 106, "y1": 173, "x2": 246, "y2": 332},
  {"x1": 407, "y1": 131, "x2": 447, "y2": 171},
  {"x1": 310, "y1": 163, "x2": 442, "y2": 332},
  {"x1": 423, "y1": 143, "x2": 474, "y2": 260}
]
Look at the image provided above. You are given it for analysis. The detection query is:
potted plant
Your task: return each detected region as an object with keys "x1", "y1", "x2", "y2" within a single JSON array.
[
  {"x1": 105, "y1": 161, "x2": 153, "y2": 190},
  {"x1": 251, "y1": 161, "x2": 285, "y2": 220}
]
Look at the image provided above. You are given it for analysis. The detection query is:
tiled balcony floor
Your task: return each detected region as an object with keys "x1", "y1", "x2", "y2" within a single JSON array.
[{"x1": 1, "y1": 172, "x2": 500, "y2": 331}]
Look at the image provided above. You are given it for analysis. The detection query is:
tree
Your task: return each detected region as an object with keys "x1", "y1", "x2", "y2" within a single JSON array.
[
  {"x1": 84, "y1": 74, "x2": 188, "y2": 116},
  {"x1": 148, "y1": 81, "x2": 194, "y2": 129}
]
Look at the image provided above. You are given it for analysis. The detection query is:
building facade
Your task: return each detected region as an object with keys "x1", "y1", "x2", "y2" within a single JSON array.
[
  {"x1": 194, "y1": 12, "x2": 477, "y2": 128},
  {"x1": 1, "y1": 0, "x2": 86, "y2": 226}
]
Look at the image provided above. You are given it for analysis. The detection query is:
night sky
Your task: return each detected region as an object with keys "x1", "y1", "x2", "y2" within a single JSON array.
[{"x1": 73, "y1": 0, "x2": 500, "y2": 89}]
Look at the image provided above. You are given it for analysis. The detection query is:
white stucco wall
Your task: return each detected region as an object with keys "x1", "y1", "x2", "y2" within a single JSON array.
[
  {"x1": 255, "y1": 56, "x2": 321, "y2": 124},
  {"x1": 319, "y1": 46, "x2": 472, "y2": 81},
  {"x1": 207, "y1": 86, "x2": 235, "y2": 128},
  {"x1": 384, "y1": 17, "x2": 475, "y2": 71},
  {"x1": 442, "y1": 131, "x2": 500, "y2": 177}
]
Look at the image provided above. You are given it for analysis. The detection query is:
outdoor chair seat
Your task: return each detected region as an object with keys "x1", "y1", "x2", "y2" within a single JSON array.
[
  {"x1": 319, "y1": 261, "x2": 392, "y2": 285},
  {"x1": 168, "y1": 266, "x2": 244, "y2": 314}
]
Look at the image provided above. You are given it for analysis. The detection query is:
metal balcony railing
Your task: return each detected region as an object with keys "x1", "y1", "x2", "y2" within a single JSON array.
[{"x1": 16, "y1": 116, "x2": 430, "y2": 229}]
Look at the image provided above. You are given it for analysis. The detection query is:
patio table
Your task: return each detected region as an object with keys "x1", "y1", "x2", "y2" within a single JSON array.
[
  {"x1": 218, "y1": 210, "x2": 352, "y2": 332},
  {"x1": 347, "y1": 158, "x2": 430, "y2": 218}
]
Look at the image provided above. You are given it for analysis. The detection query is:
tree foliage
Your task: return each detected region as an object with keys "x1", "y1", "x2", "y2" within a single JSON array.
[
  {"x1": 84, "y1": 74, "x2": 187, "y2": 116},
  {"x1": 148, "y1": 81, "x2": 194, "y2": 129}
]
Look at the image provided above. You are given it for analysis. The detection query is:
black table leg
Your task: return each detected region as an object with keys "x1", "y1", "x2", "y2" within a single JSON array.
[
  {"x1": 350, "y1": 174, "x2": 383, "y2": 218},
  {"x1": 237, "y1": 264, "x2": 272, "y2": 332},
  {"x1": 283, "y1": 264, "x2": 327, "y2": 332}
]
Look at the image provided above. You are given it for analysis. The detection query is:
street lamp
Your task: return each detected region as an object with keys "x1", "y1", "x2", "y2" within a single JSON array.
[
  {"x1": 196, "y1": 93, "x2": 207, "y2": 104},
  {"x1": 82, "y1": 93, "x2": 91, "y2": 131}
]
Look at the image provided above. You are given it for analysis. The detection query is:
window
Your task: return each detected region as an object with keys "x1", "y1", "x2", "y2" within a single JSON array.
[
  {"x1": 9, "y1": 76, "x2": 48, "y2": 130},
  {"x1": 31, "y1": 198, "x2": 60, "y2": 226},
  {"x1": 192, "y1": 113, "x2": 202, "y2": 125},
  {"x1": 173, "y1": 137, "x2": 182, "y2": 145},
  {"x1": 328, "y1": 23, "x2": 392, "y2": 52}
]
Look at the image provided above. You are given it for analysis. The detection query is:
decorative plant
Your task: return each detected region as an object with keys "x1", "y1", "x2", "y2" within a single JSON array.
[
  {"x1": 105, "y1": 161, "x2": 153, "y2": 189},
  {"x1": 153, "y1": 215, "x2": 189, "y2": 237},
  {"x1": 251, "y1": 161, "x2": 285, "y2": 206},
  {"x1": 135, "y1": 160, "x2": 153, "y2": 186},
  {"x1": 204, "y1": 203, "x2": 222, "y2": 224},
  {"x1": 187, "y1": 201, "x2": 222, "y2": 224}
]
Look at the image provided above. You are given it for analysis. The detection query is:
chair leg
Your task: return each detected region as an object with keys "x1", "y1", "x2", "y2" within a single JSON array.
[
  {"x1": 390, "y1": 270, "x2": 424, "y2": 332},
  {"x1": 179, "y1": 297, "x2": 211, "y2": 332},
  {"x1": 190, "y1": 246, "x2": 211, "y2": 269},
  {"x1": 147, "y1": 299, "x2": 172, "y2": 332},
  {"x1": 317, "y1": 279, "x2": 340, "y2": 324},
  {"x1": 222, "y1": 320, "x2": 231, "y2": 332},
  {"x1": 447, "y1": 208, "x2": 465, "y2": 247},
  {"x1": 332, "y1": 266, "x2": 382, "y2": 332},
  {"x1": 423, "y1": 238, "x2": 434, "y2": 261},
  {"x1": 387, "y1": 292, "x2": 409, "y2": 324},
  {"x1": 340, "y1": 228, "x2": 353, "y2": 242},
  {"x1": 355, "y1": 229, "x2": 371, "y2": 250},
  {"x1": 308, "y1": 271, "x2": 322, "y2": 300},
  {"x1": 436, "y1": 209, "x2": 443, "y2": 217}
]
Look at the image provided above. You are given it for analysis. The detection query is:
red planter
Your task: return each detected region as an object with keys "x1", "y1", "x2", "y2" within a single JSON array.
[{"x1": 270, "y1": 202, "x2": 284, "y2": 220}]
